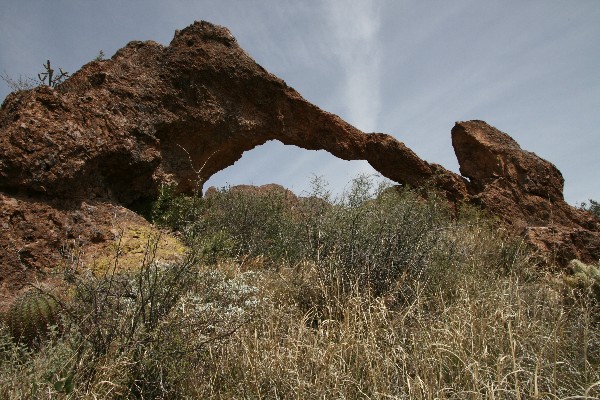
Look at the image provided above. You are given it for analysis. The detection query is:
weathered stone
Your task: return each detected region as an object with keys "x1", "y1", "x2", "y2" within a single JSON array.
[
  {"x1": 452, "y1": 120, "x2": 600, "y2": 263},
  {"x1": 0, "y1": 21, "x2": 598, "y2": 306}
]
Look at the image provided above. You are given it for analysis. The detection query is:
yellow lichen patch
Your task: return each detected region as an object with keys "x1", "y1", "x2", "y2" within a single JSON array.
[{"x1": 85, "y1": 223, "x2": 187, "y2": 275}]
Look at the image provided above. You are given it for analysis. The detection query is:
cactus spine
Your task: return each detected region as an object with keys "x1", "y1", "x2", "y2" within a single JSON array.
[{"x1": 4, "y1": 289, "x2": 60, "y2": 345}]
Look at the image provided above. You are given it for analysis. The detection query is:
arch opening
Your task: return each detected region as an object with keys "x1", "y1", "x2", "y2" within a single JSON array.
[{"x1": 203, "y1": 140, "x2": 393, "y2": 197}]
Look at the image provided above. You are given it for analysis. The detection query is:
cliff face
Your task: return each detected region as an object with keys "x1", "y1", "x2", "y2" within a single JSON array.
[{"x1": 0, "y1": 21, "x2": 598, "y2": 304}]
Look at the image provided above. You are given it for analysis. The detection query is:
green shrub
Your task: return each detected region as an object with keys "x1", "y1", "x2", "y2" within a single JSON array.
[
  {"x1": 161, "y1": 176, "x2": 502, "y2": 303},
  {"x1": 564, "y1": 259, "x2": 600, "y2": 299},
  {"x1": 154, "y1": 182, "x2": 300, "y2": 263},
  {"x1": 580, "y1": 199, "x2": 600, "y2": 219},
  {"x1": 152, "y1": 184, "x2": 203, "y2": 233},
  {"x1": 2, "y1": 175, "x2": 597, "y2": 398},
  {"x1": 152, "y1": 175, "x2": 535, "y2": 327}
]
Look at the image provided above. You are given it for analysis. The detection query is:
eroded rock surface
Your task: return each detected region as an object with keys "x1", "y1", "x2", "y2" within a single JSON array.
[
  {"x1": 0, "y1": 21, "x2": 598, "y2": 304},
  {"x1": 452, "y1": 120, "x2": 600, "y2": 263}
]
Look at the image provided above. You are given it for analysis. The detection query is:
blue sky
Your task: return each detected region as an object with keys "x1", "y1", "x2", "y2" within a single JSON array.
[{"x1": 1, "y1": 0, "x2": 598, "y2": 205}]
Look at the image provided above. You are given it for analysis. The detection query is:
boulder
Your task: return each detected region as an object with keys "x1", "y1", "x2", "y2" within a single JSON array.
[{"x1": 452, "y1": 120, "x2": 600, "y2": 263}]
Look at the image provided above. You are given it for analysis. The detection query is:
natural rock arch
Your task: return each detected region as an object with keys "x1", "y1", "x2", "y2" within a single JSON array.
[
  {"x1": 0, "y1": 21, "x2": 465, "y2": 206},
  {"x1": 0, "y1": 21, "x2": 598, "y2": 301}
]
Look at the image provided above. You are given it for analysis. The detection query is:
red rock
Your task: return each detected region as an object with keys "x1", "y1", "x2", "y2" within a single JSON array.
[
  {"x1": 452, "y1": 120, "x2": 600, "y2": 263},
  {"x1": 0, "y1": 21, "x2": 598, "y2": 304}
]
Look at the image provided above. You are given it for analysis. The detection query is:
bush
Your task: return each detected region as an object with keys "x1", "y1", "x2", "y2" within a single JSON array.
[
  {"x1": 0, "y1": 240, "x2": 261, "y2": 398},
  {"x1": 1, "y1": 60, "x2": 69, "y2": 93},
  {"x1": 1, "y1": 175, "x2": 598, "y2": 398},
  {"x1": 62, "y1": 252, "x2": 260, "y2": 398},
  {"x1": 581, "y1": 199, "x2": 600, "y2": 220},
  {"x1": 564, "y1": 259, "x2": 600, "y2": 300},
  {"x1": 154, "y1": 176, "x2": 521, "y2": 305}
]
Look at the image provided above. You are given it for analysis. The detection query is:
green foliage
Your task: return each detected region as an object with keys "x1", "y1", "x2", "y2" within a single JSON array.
[
  {"x1": 153, "y1": 182, "x2": 299, "y2": 263},
  {"x1": 152, "y1": 184, "x2": 203, "y2": 233},
  {"x1": 564, "y1": 259, "x2": 600, "y2": 297},
  {"x1": 152, "y1": 175, "x2": 533, "y2": 322},
  {"x1": 580, "y1": 199, "x2": 600, "y2": 219},
  {"x1": 0, "y1": 324, "x2": 75, "y2": 398},
  {"x1": 1, "y1": 175, "x2": 598, "y2": 398},
  {"x1": 94, "y1": 50, "x2": 106, "y2": 62},
  {"x1": 154, "y1": 175, "x2": 508, "y2": 303},
  {"x1": 196, "y1": 185, "x2": 298, "y2": 262},
  {"x1": 3, "y1": 288, "x2": 60, "y2": 346},
  {"x1": 53, "y1": 372, "x2": 75, "y2": 394},
  {"x1": 302, "y1": 176, "x2": 450, "y2": 299}
]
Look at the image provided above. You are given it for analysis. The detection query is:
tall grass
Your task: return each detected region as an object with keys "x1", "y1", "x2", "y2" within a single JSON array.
[{"x1": 1, "y1": 176, "x2": 598, "y2": 398}]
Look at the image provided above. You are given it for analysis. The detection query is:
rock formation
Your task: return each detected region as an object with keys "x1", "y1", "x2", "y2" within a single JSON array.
[
  {"x1": 452, "y1": 120, "x2": 599, "y2": 264},
  {"x1": 0, "y1": 21, "x2": 598, "y2": 305}
]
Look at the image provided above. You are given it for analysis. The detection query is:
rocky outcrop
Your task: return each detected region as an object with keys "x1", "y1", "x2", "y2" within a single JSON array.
[
  {"x1": 0, "y1": 21, "x2": 598, "y2": 304},
  {"x1": 0, "y1": 21, "x2": 464, "y2": 204},
  {"x1": 452, "y1": 120, "x2": 600, "y2": 263}
]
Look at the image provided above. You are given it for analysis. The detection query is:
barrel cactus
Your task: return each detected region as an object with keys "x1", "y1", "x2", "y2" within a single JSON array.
[{"x1": 4, "y1": 288, "x2": 60, "y2": 345}]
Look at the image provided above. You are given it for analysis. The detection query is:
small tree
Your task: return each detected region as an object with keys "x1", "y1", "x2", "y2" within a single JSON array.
[
  {"x1": 94, "y1": 50, "x2": 106, "y2": 61},
  {"x1": 580, "y1": 199, "x2": 600, "y2": 220}
]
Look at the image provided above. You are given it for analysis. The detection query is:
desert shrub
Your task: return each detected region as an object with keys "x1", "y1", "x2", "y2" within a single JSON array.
[
  {"x1": 154, "y1": 183, "x2": 300, "y2": 264},
  {"x1": 94, "y1": 50, "x2": 106, "y2": 61},
  {"x1": 0, "y1": 322, "x2": 77, "y2": 398},
  {"x1": 198, "y1": 185, "x2": 299, "y2": 262},
  {"x1": 0, "y1": 73, "x2": 37, "y2": 91},
  {"x1": 151, "y1": 176, "x2": 600, "y2": 396},
  {"x1": 191, "y1": 246, "x2": 600, "y2": 399},
  {"x1": 156, "y1": 175, "x2": 511, "y2": 305},
  {"x1": 2, "y1": 175, "x2": 598, "y2": 398},
  {"x1": 0, "y1": 240, "x2": 261, "y2": 399},
  {"x1": 62, "y1": 253, "x2": 260, "y2": 398},
  {"x1": 581, "y1": 199, "x2": 600, "y2": 220},
  {"x1": 1, "y1": 59, "x2": 69, "y2": 93},
  {"x1": 152, "y1": 184, "x2": 203, "y2": 233},
  {"x1": 564, "y1": 259, "x2": 600, "y2": 302},
  {"x1": 298, "y1": 176, "x2": 452, "y2": 300}
]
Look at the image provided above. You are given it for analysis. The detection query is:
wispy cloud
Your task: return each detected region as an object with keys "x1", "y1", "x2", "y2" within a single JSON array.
[{"x1": 323, "y1": 0, "x2": 382, "y2": 132}]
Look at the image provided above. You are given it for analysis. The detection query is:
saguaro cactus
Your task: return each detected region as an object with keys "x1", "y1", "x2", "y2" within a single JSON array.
[{"x1": 37, "y1": 60, "x2": 69, "y2": 87}]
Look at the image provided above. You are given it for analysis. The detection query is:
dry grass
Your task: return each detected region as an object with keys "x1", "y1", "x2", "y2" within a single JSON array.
[
  {"x1": 1, "y1": 177, "x2": 599, "y2": 399},
  {"x1": 190, "y1": 248, "x2": 600, "y2": 399}
]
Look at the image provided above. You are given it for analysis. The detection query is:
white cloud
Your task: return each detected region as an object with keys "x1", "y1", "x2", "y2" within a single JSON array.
[{"x1": 323, "y1": 0, "x2": 382, "y2": 132}]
